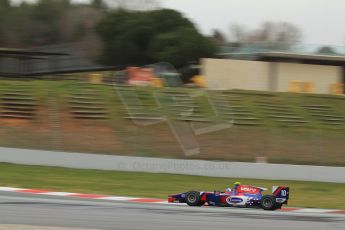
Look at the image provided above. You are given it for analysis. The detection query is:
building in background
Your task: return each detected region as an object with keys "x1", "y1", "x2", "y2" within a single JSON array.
[
  {"x1": 202, "y1": 51, "x2": 345, "y2": 94},
  {"x1": 0, "y1": 44, "x2": 114, "y2": 77}
]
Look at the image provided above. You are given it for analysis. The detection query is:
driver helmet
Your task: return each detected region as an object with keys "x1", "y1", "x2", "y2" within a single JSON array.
[{"x1": 234, "y1": 181, "x2": 241, "y2": 189}]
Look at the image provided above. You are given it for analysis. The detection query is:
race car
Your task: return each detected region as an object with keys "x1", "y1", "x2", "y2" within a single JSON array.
[{"x1": 168, "y1": 183, "x2": 289, "y2": 210}]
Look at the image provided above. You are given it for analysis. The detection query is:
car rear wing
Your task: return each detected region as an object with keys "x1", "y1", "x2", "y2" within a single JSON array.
[{"x1": 272, "y1": 186, "x2": 289, "y2": 204}]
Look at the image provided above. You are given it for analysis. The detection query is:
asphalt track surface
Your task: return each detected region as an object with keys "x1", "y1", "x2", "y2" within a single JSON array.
[{"x1": 0, "y1": 192, "x2": 344, "y2": 230}]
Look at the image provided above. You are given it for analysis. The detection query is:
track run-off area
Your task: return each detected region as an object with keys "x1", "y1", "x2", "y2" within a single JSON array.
[
  {"x1": 0, "y1": 189, "x2": 344, "y2": 230},
  {"x1": 0, "y1": 147, "x2": 344, "y2": 229}
]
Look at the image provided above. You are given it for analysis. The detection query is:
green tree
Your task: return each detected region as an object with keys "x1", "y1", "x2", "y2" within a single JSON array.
[
  {"x1": 96, "y1": 10, "x2": 150, "y2": 65},
  {"x1": 211, "y1": 29, "x2": 227, "y2": 46},
  {"x1": 27, "y1": 0, "x2": 68, "y2": 45},
  {"x1": 148, "y1": 28, "x2": 216, "y2": 67},
  {"x1": 0, "y1": 0, "x2": 11, "y2": 45},
  {"x1": 317, "y1": 46, "x2": 337, "y2": 55},
  {"x1": 91, "y1": 0, "x2": 106, "y2": 9},
  {"x1": 0, "y1": 0, "x2": 104, "y2": 51},
  {"x1": 96, "y1": 9, "x2": 216, "y2": 67},
  {"x1": 0, "y1": 0, "x2": 10, "y2": 7}
]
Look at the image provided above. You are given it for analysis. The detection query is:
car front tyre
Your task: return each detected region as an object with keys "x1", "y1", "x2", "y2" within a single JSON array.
[{"x1": 185, "y1": 191, "x2": 204, "y2": 206}]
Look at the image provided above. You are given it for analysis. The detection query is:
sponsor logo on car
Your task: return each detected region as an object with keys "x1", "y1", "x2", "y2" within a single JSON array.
[
  {"x1": 238, "y1": 186, "x2": 259, "y2": 193},
  {"x1": 229, "y1": 197, "x2": 243, "y2": 203},
  {"x1": 275, "y1": 198, "x2": 286, "y2": 203}
]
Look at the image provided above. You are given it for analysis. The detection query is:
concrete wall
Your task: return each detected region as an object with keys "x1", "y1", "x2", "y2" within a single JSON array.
[
  {"x1": 201, "y1": 58, "x2": 269, "y2": 90},
  {"x1": 202, "y1": 58, "x2": 342, "y2": 94},
  {"x1": 0, "y1": 147, "x2": 344, "y2": 183},
  {"x1": 276, "y1": 63, "x2": 342, "y2": 94}
]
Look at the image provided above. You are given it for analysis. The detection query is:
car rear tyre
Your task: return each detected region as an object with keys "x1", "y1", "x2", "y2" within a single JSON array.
[
  {"x1": 186, "y1": 191, "x2": 204, "y2": 206},
  {"x1": 275, "y1": 203, "x2": 282, "y2": 210},
  {"x1": 261, "y1": 195, "x2": 277, "y2": 210}
]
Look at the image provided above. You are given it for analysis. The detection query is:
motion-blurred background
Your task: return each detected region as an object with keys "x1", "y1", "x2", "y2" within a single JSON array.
[{"x1": 0, "y1": 0, "x2": 344, "y2": 167}]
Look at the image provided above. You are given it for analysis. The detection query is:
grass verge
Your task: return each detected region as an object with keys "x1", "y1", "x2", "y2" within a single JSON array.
[
  {"x1": 0, "y1": 80, "x2": 344, "y2": 166},
  {"x1": 0, "y1": 163, "x2": 344, "y2": 209}
]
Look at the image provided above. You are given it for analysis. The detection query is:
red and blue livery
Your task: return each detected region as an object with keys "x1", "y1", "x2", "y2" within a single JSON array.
[{"x1": 168, "y1": 183, "x2": 289, "y2": 210}]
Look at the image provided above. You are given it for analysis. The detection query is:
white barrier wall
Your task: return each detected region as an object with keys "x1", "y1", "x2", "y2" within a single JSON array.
[{"x1": 0, "y1": 147, "x2": 344, "y2": 183}]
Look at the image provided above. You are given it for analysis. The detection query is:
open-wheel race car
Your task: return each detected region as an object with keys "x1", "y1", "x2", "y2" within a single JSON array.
[{"x1": 168, "y1": 183, "x2": 289, "y2": 210}]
